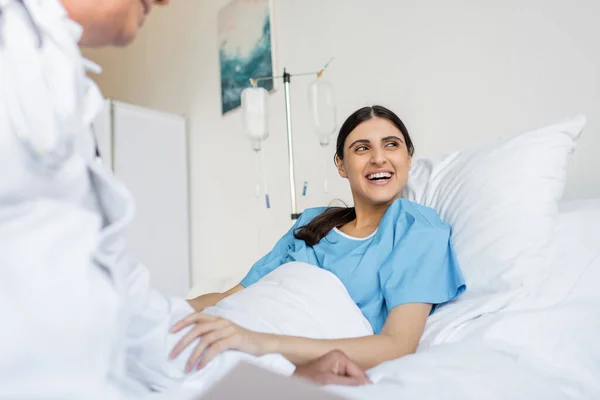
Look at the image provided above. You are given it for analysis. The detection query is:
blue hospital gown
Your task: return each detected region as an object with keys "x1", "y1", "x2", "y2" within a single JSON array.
[{"x1": 240, "y1": 198, "x2": 466, "y2": 334}]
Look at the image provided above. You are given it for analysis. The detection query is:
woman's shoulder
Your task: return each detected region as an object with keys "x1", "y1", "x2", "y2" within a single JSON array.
[
  {"x1": 297, "y1": 206, "x2": 330, "y2": 225},
  {"x1": 387, "y1": 198, "x2": 446, "y2": 229}
]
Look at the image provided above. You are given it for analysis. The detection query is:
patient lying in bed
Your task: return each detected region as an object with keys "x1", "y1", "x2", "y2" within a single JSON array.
[
  {"x1": 155, "y1": 200, "x2": 600, "y2": 400},
  {"x1": 168, "y1": 106, "x2": 465, "y2": 380}
]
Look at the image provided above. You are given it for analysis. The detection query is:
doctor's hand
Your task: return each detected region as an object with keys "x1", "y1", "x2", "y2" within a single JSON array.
[
  {"x1": 293, "y1": 350, "x2": 371, "y2": 386},
  {"x1": 169, "y1": 313, "x2": 268, "y2": 372}
]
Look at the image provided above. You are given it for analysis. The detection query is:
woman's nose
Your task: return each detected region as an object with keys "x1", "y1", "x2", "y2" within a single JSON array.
[{"x1": 369, "y1": 149, "x2": 387, "y2": 165}]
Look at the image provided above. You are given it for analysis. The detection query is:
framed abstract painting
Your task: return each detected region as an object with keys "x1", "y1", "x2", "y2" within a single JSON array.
[{"x1": 218, "y1": 0, "x2": 276, "y2": 115}]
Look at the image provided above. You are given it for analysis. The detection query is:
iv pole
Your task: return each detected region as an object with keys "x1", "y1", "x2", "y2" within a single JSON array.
[{"x1": 250, "y1": 59, "x2": 333, "y2": 220}]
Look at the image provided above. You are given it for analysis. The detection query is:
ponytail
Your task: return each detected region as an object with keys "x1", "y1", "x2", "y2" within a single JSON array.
[{"x1": 294, "y1": 207, "x2": 356, "y2": 246}]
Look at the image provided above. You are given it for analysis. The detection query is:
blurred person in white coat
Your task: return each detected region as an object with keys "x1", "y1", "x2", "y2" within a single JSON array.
[{"x1": 0, "y1": 0, "x2": 369, "y2": 398}]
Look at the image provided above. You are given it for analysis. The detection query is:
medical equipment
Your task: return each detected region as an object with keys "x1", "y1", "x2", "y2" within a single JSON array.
[
  {"x1": 241, "y1": 86, "x2": 271, "y2": 208},
  {"x1": 308, "y1": 67, "x2": 337, "y2": 194},
  {"x1": 241, "y1": 59, "x2": 336, "y2": 219},
  {"x1": 308, "y1": 66, "x2": 337, "y2": 147},
  {"x1": 0, "y1": 0, "x2": 77, "y2": 173},
  {"x1": 241, "y1": 86, "x2": 269, "y2": 152}
]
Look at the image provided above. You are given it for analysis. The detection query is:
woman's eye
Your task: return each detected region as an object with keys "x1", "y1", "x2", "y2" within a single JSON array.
[
  {"x1": 385, "y1": 141, "x2": 399, "y2": 148},
  {"x1": 356, "y1": 145, "x2": 368, "y2": 152}
]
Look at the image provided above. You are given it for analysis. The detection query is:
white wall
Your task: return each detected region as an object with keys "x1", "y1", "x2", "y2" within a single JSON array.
[{"x1": 84, "y1": 0, "x2": 600, "y2": 295}]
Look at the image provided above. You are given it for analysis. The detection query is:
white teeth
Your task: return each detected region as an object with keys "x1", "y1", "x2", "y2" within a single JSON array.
[{"x1": 368, "y1": 172, "x2": 392, "y2": 180}]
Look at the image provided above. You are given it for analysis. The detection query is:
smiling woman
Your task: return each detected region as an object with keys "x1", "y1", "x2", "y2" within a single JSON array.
[
  {"x1": 179, "y1": 105, "x2": 466, "y2": 372},
  {"x1": 295, "y1": 105, "x2": 415, "y2": 245}
]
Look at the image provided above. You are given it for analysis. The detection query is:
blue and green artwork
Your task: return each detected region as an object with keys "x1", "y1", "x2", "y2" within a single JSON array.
[{"x1": 218, "y1": 0, "x2": 275, "y2": 115}]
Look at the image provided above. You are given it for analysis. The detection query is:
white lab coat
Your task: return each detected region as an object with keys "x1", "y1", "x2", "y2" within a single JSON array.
[{"x1": 0, "y1": 1, "x2": 198, "y2": 398}]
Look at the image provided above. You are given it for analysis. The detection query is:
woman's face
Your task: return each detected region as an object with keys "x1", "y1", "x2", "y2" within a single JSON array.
[{"x1": 336, "y1": 117, "x2": 412, "y2": 207}]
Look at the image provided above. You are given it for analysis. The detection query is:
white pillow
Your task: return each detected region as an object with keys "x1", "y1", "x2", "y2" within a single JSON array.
[
  {"x1": 437, "y1": 204, "x2": 600, "y2": 397},
  {"x1": 402, "y1": 115, "x2": 586, "y2": 299},
  {"x1": 539, "y1": 199, "x2": 600, "y2": 305}
]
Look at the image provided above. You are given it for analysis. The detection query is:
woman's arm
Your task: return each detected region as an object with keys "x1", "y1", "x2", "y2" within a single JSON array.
[
  {"x1": 170, "y1": 302, "x2": 431, "y2": 372},
  {"x1": 264, "y1": 303, "x2": 431, "y2": 370},
  {"x1": 186, "y1": 284, "x2": 244, "y2": 312}
]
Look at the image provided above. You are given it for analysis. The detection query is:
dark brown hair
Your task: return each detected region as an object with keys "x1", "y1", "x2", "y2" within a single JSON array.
[{"x1": 294, "y1": 105, "x2": 414, "y2": 246}]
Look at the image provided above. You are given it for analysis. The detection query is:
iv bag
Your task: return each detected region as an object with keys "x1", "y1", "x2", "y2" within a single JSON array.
[
  {"x1": 308, "y1": 79, "x2": 337, "y2": 146},
  {"x1": 241, "y1": 87, "x2": 269, "y2": 151}
]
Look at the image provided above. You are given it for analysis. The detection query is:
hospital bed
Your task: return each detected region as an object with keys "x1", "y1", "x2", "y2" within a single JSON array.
[
  {"x1": 150, "y1": 115, "x2": 599, "y2": 399},
  {"x1": 155, "y1": 198, "x2": 600, "y2": 400}
]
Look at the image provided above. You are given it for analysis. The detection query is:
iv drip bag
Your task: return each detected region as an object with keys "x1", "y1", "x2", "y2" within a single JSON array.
[
  {"x1": 241, "y1": 86, "x2": 269, "y2": 151},
  {"x1": 308, "y1": 79, "x2": 337, "y2": 146}
]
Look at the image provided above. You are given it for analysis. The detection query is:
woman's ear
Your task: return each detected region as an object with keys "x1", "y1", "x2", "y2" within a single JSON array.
[{"x1": 336, "y1": 156, "x2": 347, "y2": 178}]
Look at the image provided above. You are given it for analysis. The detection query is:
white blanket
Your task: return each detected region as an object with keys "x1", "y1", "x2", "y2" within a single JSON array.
[
  {"x1": 148, "y1": 261, "x2": 597, "y2": 399},
  {"x1": 147, "y1": 262, "x2": 372, "y2": 398}
]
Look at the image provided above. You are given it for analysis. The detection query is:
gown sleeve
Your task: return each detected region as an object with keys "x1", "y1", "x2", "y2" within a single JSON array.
[
  {"x1": 378, "y1": 202, "x2": 466, "y2": 313},
  {"x1": 240, "y1": 209, "x2": 322, "y2": 288}
]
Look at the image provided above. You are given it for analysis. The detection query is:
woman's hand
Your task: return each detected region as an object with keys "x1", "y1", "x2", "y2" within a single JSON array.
[
  {"x1": 169, "y1": 313, "x2": 270, "y2": 372},
  {"x1": 186, "y1": 284, "x2": 244, "y2": 312},
  {"x1": 293, "y1": 350, "x2": 371, "y2": 386}
]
